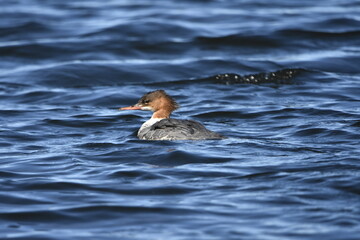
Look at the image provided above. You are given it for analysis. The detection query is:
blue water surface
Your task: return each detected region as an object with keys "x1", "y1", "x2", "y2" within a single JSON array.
[{"x1": 0, "y1": 0, "x2": 360, "y2": 239}]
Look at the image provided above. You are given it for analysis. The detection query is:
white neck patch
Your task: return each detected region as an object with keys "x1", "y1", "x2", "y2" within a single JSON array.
[{"x1": 138, "y1": 118, "x2": 162, "y2": 133}]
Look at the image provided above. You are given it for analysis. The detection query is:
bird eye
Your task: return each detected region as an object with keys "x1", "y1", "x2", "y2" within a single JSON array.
[{"x1": 143, "y1": 100, "x2": 150, "y2": 104}]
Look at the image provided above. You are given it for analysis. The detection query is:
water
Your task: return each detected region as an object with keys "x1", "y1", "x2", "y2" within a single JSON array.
[{"x1": 1, "y1": 0, "x2": 360, "y2": 239}]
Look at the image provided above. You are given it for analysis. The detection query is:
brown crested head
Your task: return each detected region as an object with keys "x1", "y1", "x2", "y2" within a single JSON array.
[{"x1": 137, "y1": 90, "x2": 179, "y2": 114}]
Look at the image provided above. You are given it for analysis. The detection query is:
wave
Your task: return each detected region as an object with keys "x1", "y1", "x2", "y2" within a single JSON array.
[
  {"x1": 194, "y1": 34, "x2": 280, "y2": 48},
  {"x1": 276, "y1": 29, "x2": 360, "y2": 39},
  {"x1": 0, "y1": 21, "x2": 51, "y2": 39}
]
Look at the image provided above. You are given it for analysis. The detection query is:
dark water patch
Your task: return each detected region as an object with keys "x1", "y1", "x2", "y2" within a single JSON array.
[
  {"x1": 280, "y1": 163, "x2": 360, "y2": 176},
  {"x1": 298, "y1": 108, "x2": 358, "y2": 118},
  {"x1": 72, "y1": 204, "x2": 192, "y2": 214},
  {"x1": 112, "y1": 186, "x2": 197, "y2": 196},
  {"x1": 193, "y1": 110, "x2": 261, "y2": 119},
  {"x1": 0, "y1": 171, "x2": 24, "y2": 178},
  {"x1": 350, "y1": 120, "x2": 360, "y2": 127},
  {"x1": 27, "y1": 64, "x2": 134, "y2": 88},
  {"x1": 162, "y1": 168, "x2": 239, "y2": 179},
  {"x1": 44, "y1": 115, "x2": 120, "y2": 128},
  {"x1": 334, "y1": 183, "x2": 360, "y2": 196},
  {"x1": 293, "y1": 127, "x2": 358, "y2": 139},
  {"x1": 195, "y1": 34, "x2": 280, "y2": 48},
  {"x1": 145, "y1": 68, "x2": 308, "y2": 89},
  {"x1": 145, "y1": 150, "x2": 234, "y2": 167},
  {"x1": 84, "y1": 21, "x2": 196, "y2": 41},
  {"x1": 77, "y1": 142, "x2": 123, "y2": 150},
  {"x1": 13, "y1": 90, "x2": 60, "y2": 104},
  {"x1": 0, "y1": 43, "x2": 72, "y2": 61},
  {"x1": 209, "y1": 68, "x2": 306, "y2": 85},
  {"x1": 276, "y1": 29, "x2": 360, "y2": 40},
  {"x1": 0, "y1": 21, "x2": 52, "y2": 40},
  {"x1": 0, "y1": 109, "x2": 31, "y2": 117},
  {"x1": 234, "y1": 171, "x2": 281, "y2": 181},
  {"x1": 193, "y1": 107, "x2": 357, "y2": 121},
  {"x1": 0, "y1": 209, "x2": 76, "y2": 223},
  {"x1": 0, "y1": 81, "x2": 29, "y2": 92},
  {"x1": 0, "y1": 194, "x2": 53, "y2": 205},
  {"x1": 12, "y1": 63, "x2": 187, "y2": 88},
  {"x1": 0, "y1": 141, "x2": 12, "y2": 148},
  {"x1": 255, "y1": 143, "x2": 330, "y2": 155},
  {"x1": 309, "y1": 17, "x2": 360, "y2": 32},
  {"x1": 0, "y1": 130, "x2": 43, "y2": 142},
  {"x1": 19, "y1": 145, "x2": 47, "y2": 151},
  {"x1": 22, "y1": 181, "x2": 94, "y2": 192},
  {"x1": 109, "y1": 169, "x2": 165, "y2": 181}
]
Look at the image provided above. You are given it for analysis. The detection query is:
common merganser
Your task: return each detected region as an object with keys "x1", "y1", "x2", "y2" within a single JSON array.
[{"x1": 120, "y1": 90, "x2": 224, "y2": 140}]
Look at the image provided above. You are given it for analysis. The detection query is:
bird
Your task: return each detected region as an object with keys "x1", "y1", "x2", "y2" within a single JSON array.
[{"x1": 120, "y1": 90, "x2": 224, "y2": 140}]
